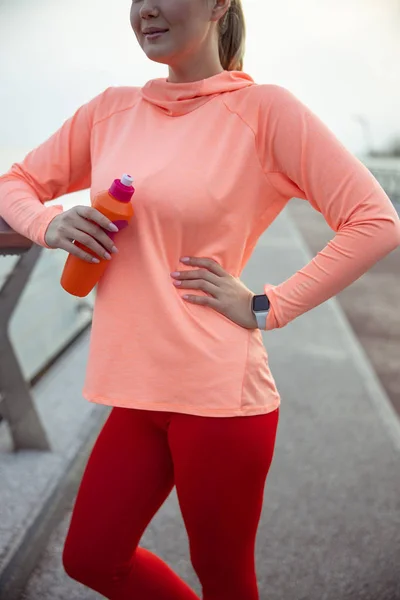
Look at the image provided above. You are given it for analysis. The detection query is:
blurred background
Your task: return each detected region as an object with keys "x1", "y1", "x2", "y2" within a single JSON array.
[{"x1": 0, "y1": 1, "x2": 399, "y2": 599}]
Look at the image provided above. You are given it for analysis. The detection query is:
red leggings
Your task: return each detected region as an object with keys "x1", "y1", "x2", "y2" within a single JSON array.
[{"x1": 62, "y1": 406, "x2": 279, "y2": 599}]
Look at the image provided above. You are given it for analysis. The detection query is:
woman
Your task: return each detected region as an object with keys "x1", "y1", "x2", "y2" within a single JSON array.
[{"x1": 1, "y1": 1, "x2": 399, "y2": 598}]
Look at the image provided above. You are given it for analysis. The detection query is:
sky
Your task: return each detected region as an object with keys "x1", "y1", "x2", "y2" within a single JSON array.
[{"x1": 0, "y1": 0, "x2": 399, "y2": 168}]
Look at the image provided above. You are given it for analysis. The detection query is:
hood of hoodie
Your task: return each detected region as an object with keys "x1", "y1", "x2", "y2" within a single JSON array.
[{"x1": 140, "y1": 70, "x2": 255, "y2": 117}]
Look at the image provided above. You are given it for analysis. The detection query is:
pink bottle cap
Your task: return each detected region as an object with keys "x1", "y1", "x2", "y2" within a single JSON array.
[{"x1": 108, "y1": 174, "x2": 135, "y2": 203}]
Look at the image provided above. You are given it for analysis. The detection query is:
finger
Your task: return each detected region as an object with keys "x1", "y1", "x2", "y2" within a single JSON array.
[
  {"x1": 175, "y1": 269, "x2": 219, "y2": 284},
  {"x1": 59, "y1": 239, "x2": 100, "y2": 263},
  {"x1": 183, "y1": 293, "x2": 219, "y2": 309},
  {"x1": 175, "y1": 279, "x2": 219, "y2": 297},
  {"x1": 181, "y1": 257, "x2": 226, "y2": 276},
  {"x1": 76, "y1": 206, "x2": 119, "y2": 233},
  {"x1": 78, "y1": 219, "x2": 118, "y2": 254},
  {"x1": 72, "y1": 229, "x2": 112, "y2": 260}
]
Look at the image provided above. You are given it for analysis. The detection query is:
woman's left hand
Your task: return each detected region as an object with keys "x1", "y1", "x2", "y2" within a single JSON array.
[{"x1": 170, "y1": 256, "x2": 259, "y2": 330}]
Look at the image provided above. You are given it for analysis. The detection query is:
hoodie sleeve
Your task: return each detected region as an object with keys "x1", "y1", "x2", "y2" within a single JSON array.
[
  {"x1": 0, "y1": 89, "x2": 108, "y2": 248},
  {"x1": 256, "y1": 85, "x2": 400, "y2": 331}
]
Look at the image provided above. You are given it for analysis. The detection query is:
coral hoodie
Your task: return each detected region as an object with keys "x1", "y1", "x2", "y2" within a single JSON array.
[{"x1": 0, "y1": 70, "x2": 399, "y2": 417}]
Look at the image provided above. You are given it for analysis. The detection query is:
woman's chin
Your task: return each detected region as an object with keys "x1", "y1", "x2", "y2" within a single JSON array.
[{"x1": 142, "y1": 47, "x2": 172, "y2": 65}]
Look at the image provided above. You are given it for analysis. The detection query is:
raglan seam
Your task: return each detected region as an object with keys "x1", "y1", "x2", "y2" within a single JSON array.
[
  {"x1": 92, "y1": 86, "x2": 142, "y2": 130},
  {"x1": 220, "y1": 96, "x2": 292, "y2": 203},
  {"x1": 220, "y1": 96, "x2": 271, "y2": 184}
]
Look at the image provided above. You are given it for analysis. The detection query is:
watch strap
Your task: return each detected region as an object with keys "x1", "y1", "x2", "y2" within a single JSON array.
[{"x1": 255, "y1": 311, "x2": 269, "y2": 330}]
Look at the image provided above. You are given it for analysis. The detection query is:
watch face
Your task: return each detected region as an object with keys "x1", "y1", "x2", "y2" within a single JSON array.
[{"x1": 253, "y1": 294, "x2": 270, "y2": 312}]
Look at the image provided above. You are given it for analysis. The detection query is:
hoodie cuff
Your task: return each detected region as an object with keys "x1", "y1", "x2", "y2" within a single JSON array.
[
  {"x1": 31, "y1": 205, "x2": 64, "y2": 248},
  {"x1": 264, "y1": 283, "x2": 281, "y2": 331}
]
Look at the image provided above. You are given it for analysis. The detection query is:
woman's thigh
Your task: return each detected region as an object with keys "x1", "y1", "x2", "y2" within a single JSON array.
[
  {"x1": 168, "y1": 409, "x2": 279, "y2": 598},
  {"x1": 63, "y1": 407, "x2": 175, "y2": 577}
]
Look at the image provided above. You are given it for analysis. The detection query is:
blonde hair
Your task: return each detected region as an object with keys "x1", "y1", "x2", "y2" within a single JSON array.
[{"x1": 218, "y1": 0, "x2": 246, "y2": 71}]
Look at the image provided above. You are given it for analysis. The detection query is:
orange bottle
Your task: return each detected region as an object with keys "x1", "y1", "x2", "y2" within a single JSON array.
[{"x1": 60, "y1": 174, "x2": 135, "y2": 297}]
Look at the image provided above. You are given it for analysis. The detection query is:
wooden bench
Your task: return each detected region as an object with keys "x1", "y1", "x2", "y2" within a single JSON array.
[{"x1": 0, "y1": 218, "x2": 50, "y2": 451}]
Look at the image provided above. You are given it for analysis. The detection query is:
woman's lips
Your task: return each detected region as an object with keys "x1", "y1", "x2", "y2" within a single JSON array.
[{"x1": 144, "y1": 30, "x2": 168, "y2": 40}]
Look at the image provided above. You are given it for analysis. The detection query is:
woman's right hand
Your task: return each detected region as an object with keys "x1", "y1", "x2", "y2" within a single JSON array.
[{"x1": 44, "y1": 206, "x2": 119, "y2": 263}]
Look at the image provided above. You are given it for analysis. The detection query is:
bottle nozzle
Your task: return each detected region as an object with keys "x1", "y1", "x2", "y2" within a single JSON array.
[{"x1": 120, "y1": 174, "x2": 133, "y2": 187}]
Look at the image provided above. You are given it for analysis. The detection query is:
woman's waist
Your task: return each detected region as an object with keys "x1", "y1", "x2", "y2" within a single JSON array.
[{"x1": 93, "y1": 282, "x2": 248, "y2": 343}]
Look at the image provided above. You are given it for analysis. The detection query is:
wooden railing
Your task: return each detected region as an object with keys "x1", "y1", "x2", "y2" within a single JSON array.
[{"x1": 0, "y1": 218, "x2": 50, "y2": 451}]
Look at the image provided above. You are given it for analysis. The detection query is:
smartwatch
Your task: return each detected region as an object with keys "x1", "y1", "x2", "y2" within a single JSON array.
[{"x1": 251, "y1": 293, "x2": 270, "y2": 330}]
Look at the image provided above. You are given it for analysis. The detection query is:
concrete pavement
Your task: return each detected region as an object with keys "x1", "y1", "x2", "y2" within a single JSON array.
[
  {"x1": 289, "y1": 196, "x2": 400, "y2": 418},
  {"x1": 16, "y1": 203, "x2": 400, "y2": 600}
]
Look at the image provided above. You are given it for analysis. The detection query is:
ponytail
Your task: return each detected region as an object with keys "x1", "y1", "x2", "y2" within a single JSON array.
[{"x1": 218, "y1": 0, "x2": 246, "y2": 71}]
